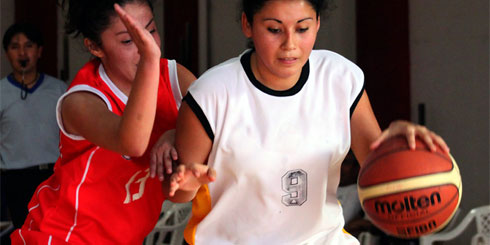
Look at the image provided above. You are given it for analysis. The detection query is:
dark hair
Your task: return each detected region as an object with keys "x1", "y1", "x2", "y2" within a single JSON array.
[
  {"x1": 241, "y1": 0, "x2": 330, "y2": 24},
  {"x1": 2, "y1": 22, "x2": 44, "y2": 51},
  {"x1": 59, "y1": 0, "x2": 153, "y2": 47}
]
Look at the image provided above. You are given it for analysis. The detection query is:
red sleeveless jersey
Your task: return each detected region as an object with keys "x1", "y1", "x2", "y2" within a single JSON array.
[{"x1": 11, "y1": 59, "x2": 179, "y2": 244}]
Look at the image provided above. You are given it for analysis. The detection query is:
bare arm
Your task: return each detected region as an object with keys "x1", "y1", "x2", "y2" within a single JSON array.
[
  {"x1": 350, "y1": 90, "x2": 382, "y2": 166},
  {"x1": 174, "y1": 102, "x2": 212, "y2": 165},
  {"x1": 148, "y1": 64, "x2": 196, "y2": 180},
  {"x1": 61, "y1": 4, "x2": 161, "y2": 156},
  {"x1": 166, "y1": 101, "x2": 214, "y2": 203},
  {"x1": 351, "y1": 90, "x2": 450, "y2": 167}
]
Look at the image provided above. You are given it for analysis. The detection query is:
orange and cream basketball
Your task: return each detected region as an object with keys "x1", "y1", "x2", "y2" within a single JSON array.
[{"x1": 358, "y1": 136, "x2": 462, "y2": 239}]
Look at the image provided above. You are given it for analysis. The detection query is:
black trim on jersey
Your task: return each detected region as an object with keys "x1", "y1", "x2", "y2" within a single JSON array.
[
  {"x1": 350, "y1": 84, "x2": 366, "y2": 118},
  {"x1": 7, "y1": 73, "x2": 45, "y2": 93},
  {"x1": 240, "y1": 49, "x2": 310, "y2": 97},
  {"x1": 183, "y1": 92, "x2": 215, "y2": 141}
]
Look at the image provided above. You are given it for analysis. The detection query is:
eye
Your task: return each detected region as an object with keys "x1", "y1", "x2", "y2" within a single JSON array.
[
  {"x1": 298, "y1": 27, "x2": 309, "y2": 33},
  {"x1": 121, "y1": 39, "x2": 132, "y2": 45},
  {"x1": 267, "y1": 28, "x2": 281, "y2": 34},
  {"x1": 149, "y1": 28, "x2": 156, "y2": 34}
]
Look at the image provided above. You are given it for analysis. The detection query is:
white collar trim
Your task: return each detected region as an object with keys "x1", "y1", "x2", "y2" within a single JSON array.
[{"x1": 98, "y1": 64, "x2": 128, "y2": 104}]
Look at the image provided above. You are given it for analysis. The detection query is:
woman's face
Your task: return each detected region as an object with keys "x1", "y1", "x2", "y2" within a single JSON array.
[
  {"x1": 242, "y1": 0, "x2": 320, "y2": 85},
  {"x1": 94, "y1": 2, "x2": 160, "y2": 85}
]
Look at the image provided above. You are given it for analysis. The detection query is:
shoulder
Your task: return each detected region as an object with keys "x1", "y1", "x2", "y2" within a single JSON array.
[
  {"x1": 70, "y1": 59, "x2": 101, "y2": 87},
  {"x1": 0, "y1": 76, "x2": 9, "y2": 86},
  {"x1": 310, "y1": 49, "x2": 353, "y2": 63},
  {"x1": 310, "y1": 50, "x2": 363, "y2": 77},
  {"x1": 160, "y1": 58, "x2": 195, "y2": 81},
  {"x1": 176, "y1": 63, "x2": 196, "y2": 84},
  {"x1": 161, "y1": 58, "x2": 194, "y2": 78},
  {"x1": 43, "y1": 74, "x2": 67, "y2": 87},
  {"x1": 0, "y1": 77, "x2": 15, "y2": 108},
  {"x1": 309, "y1": 50, "x2": 365, "y2": 101},
  {"x1": 38, "y1": 74, "x2": 68, "y2": 96},
  {"x1": 162, "y1": 58, "x2": 197, "y2": 97},
  {"x1": 1, "y1": 75, "x2": 16, "y2": 87},
  {"x1": 191, "y1": 54, "x2": 243, "y2": 92}
]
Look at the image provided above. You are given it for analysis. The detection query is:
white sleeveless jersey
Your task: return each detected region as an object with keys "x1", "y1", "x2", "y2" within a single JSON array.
[{"x1": 184, "y1": 49, "x2": 364, "y2": 245}]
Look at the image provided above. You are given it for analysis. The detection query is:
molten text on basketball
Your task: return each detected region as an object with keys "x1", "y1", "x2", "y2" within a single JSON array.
[{"x1": 374, "y1": 192, "x2": 441, "y2": 214}]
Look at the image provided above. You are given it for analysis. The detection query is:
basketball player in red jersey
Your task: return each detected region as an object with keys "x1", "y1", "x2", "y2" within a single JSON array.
[{"x1": 11, "y1": 1, "x2": 213, "y2": 244}]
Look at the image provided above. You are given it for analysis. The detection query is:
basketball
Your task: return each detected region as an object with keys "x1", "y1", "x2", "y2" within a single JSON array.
[{"x1": 357, "y1": 136, "x2": 462, "y2": 239}]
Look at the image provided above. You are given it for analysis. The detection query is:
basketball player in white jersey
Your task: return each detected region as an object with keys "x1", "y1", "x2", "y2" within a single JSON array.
[{"x1": 166, "y1": 0, "x2": 450, "y2": 244}]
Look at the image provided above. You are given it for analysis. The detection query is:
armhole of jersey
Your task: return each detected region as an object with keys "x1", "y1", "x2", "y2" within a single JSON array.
[
  {"x1": 349, "y1": 83, "x2": 365, "y2": 118},
  {"x1": 56, "y1": 84, "x2": 113, "y2": 141},
  {"x1": 183, "y1": 92, "x2": 214, "y2": 141},
  {"x1": 168, "y1": 60, "x2": 182, "y2": 108}
]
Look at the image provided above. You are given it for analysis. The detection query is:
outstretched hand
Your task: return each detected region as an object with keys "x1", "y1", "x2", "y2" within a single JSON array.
[
  {"x1": 168, "y1": 163, "x2": 216, "y2": 197},
  {"x1": 114, "y1": 3, "x2": 160, "y2": 60},
  {"x1": 370, "y1": 120, "x2": 450, "y2": 153}
]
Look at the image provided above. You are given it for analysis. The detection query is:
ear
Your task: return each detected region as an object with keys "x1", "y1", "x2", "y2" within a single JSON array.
[
  {"x1": 36, "y1": 46, "x2": 43, "y2": 59},
  {"x1": 84, "y1": 38, "x2": 104, "y2": 58},
  {"x1": 241, "y1": 12, "x2": 252, "y2": 38},
  {"x1": 316, "y1": 16, "x2": 321, "y2": 32}
]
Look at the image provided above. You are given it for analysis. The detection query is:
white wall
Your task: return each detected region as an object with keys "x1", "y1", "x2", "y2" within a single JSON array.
[
  {"x1": 207, "y1": 0, "x2": 247, "y2": 67},
  {"x1": 410, "y1": 0, "x2": 489, "y2": 243},
  {"x1": 205, "y1": 0, "x2": 356, "y2": 68},
  {"x1": 1, "y1": 0, "x2": 356, "y2": 81},
  {"x1": 197, "y1": 0, "x2": 208, "y2": 75},
  {"x1": 315, "y1": 0, "x2": 357, "y2": 62}
]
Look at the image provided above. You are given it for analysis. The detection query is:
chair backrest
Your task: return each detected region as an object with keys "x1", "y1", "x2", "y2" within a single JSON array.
[
  {"x1": 358, "y1": 231, "x2": 380, "y2": 245},
  {"x1": 145, "y1": 201, "x2": 193, "y2": 245},
  {"x1": 419, "y1": 205, "x2": 490, "y2": 245},
  {"x1": 474, "y1": 205, "x2": 490, "y2": 236},
  {"x1": 472, "y1": 205, "x2": 490, "y2": 245}
]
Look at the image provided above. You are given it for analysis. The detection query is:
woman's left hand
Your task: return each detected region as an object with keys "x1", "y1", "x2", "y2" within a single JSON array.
[
  {"x1": 168, "y1": 163, "x2": 216, "y2": 197},
  {"x1": 370, "y1": 120, "x2": 450, "y2": 153},
  {"x1": 150, "y1": 129, "x2": 178, "y2": 181}
]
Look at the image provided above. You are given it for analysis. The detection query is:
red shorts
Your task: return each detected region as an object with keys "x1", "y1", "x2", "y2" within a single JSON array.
[{"x1": 11, "y1": 229, "x2": 69, "y2": 245}]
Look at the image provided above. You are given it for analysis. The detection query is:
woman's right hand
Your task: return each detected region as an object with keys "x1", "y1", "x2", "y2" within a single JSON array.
[
  {"x1": 114, "y1": 3, "x2": 160, "y2": 61},
  {"x1": 369, "y1": 120, "x2": 450, "y2": 153}
]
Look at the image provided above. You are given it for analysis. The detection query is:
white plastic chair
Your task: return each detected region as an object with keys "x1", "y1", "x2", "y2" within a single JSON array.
[
  {"x1": 358, "y1": 209, "x2": 461, "y2": 245},
  {"x1": 0, "y1": 221, "x2": 14, "y2": 239},
  {"x1": 144, "y1": 201, "x2": 192, "y2": 245},
  {"x1": 358, "y1": 231, "x2": 380, "y2": 245},
  {"x1": 419, "y1": 205, "x2": 490, "y2": 245}
]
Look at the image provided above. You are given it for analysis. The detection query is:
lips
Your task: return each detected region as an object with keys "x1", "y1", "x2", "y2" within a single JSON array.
[
  {"x1": 19, "y1": 59, "x2": 29, "y2": 68},
  {"x1": 278, "y1": 57, "x2": 298, "y2": 64}
]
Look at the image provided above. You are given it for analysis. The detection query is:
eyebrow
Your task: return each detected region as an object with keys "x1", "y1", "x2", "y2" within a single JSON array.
[
  {"x1": 116, "y1": 18, "x2": 154, "y2": 35},
  {"x1": 263, "y1": 17, "x2": 313, "y2": 24},
  {"x1": 9, "y1": 40, "x2": 34, "y2": 46}
]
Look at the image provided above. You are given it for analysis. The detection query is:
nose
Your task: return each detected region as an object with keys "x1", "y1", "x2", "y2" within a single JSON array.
[
  {"x1": 17, "y1": 46, "x2": 27, "y2": 58},
  {"x1": 281, "y1": 30, "x2": 296, "y2": 51}
]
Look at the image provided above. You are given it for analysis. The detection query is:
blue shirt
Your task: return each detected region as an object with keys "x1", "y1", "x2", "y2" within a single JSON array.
[{"x1": 0, "y1": 73, "x2": 67, "y2": 169}]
